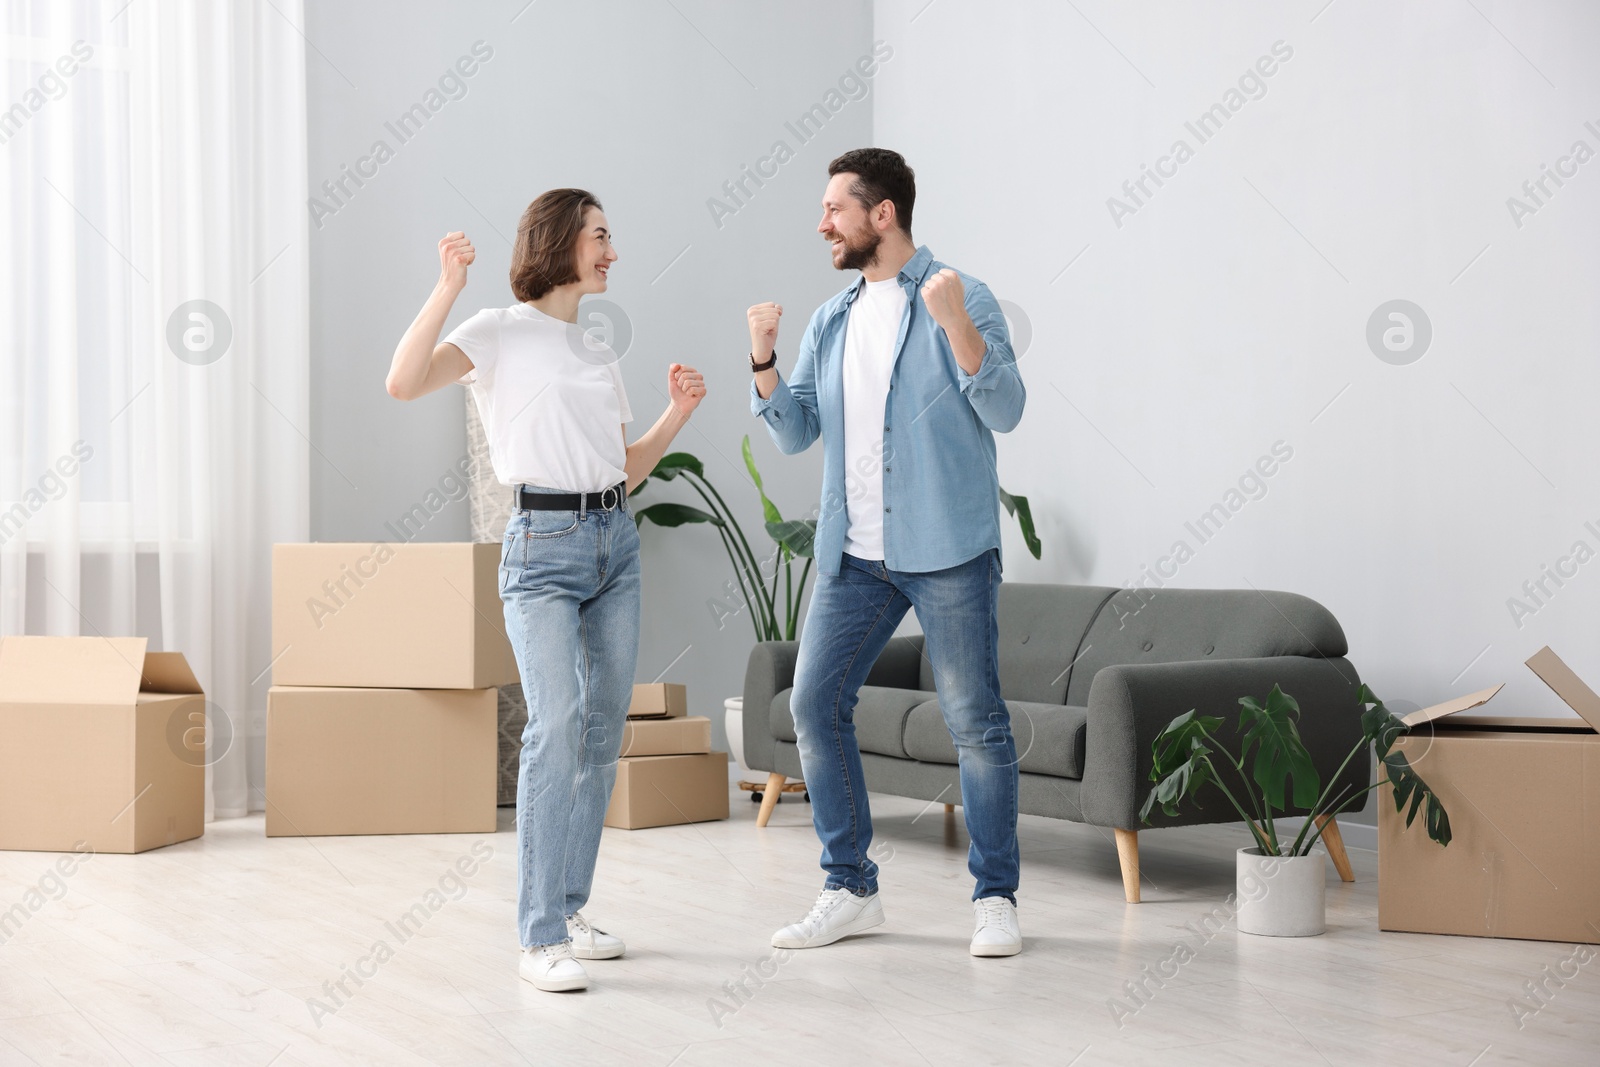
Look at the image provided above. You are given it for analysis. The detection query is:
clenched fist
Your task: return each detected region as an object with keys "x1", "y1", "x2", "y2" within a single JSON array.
[
  {"x1": 668, "y1": 363, "x2": 706, "y2": 417},
  {"x1": 439, "y1": 231, "x2": 474, "y2": 292},
  {"x1": 919, "y1": 268, "x2": 969, "y2": 334},
  {"x1": 747, "y1": 302, "x2": 782, "y2": 363}
]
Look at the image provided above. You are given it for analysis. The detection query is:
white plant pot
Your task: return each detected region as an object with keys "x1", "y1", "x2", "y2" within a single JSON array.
[
  {"x1": 724, "y1": 697, "x2": 750, "y2": 776},
  {"x1": 1235, "y1": 847, "x2": 1326, "y2": 937}
]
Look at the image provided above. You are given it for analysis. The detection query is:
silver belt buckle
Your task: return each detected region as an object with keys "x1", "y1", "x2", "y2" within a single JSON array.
[{"x1": 600, "y1": 485, "x2": 620, "y2": 510}]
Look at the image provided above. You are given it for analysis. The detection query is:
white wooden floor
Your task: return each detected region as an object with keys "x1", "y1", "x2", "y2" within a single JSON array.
[{"x1": 1, "y1": 790, "x2": 1596, "y2": 1066}]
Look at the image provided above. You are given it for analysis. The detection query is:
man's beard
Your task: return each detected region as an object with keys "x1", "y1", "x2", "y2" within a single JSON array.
[{"x1": 833, "y1": 229, "x2": 881, "y2": 272}]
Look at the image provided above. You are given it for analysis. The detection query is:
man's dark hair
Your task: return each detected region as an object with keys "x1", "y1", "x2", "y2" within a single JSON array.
[{"x1": 828, "y1": 148, "x2": 915, "y2": 237}]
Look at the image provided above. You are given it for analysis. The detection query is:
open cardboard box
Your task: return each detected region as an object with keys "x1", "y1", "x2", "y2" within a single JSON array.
[
  {"x1": 1378, "y1": 646, "x2": 1600, "y2": 944},
  {"x1": 0, "y1": 637, "x2": 205, "y2": 853}
]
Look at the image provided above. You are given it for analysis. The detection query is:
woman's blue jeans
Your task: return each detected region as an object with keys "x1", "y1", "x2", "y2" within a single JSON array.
[
  {"x1": 499, "y1": 493, "x2": 640, "y2": 947},
  {"x1": 790, "y1": 549, "x2": 1020, "y2": 902}
]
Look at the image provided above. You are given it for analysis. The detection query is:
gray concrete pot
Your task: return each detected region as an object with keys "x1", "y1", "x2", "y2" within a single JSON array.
[{"x1": 1236, "y1": 846, "x2": 1326, "y2": 936}]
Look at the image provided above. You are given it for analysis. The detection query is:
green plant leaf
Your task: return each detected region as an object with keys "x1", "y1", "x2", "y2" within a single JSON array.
[
  {"x1": 766, "y1": 519, "x2": 816, "y2": 559},
  {"x1": 1237, "y1": 685, "x2": 1320, "y2": 813},
  {"x1": 742, "y1": 435, "x2": 783, "y2": 525},
  {"x1": 633, "y1": 502, "x2": 723, "y2": 529},
  {"x1": 1356, "y1": 684, "x2": 1409, "y2": 760},
  {"x1": 1141, "y1": 710, "x2": 1225, "y2": 822},
  {"x1": 1382, "y1": 750, "x2": 1452, "y2": 847},
  {"x1": 999, "y1": 487, "x2": 1042, "y2": 560},
  {"x1": 649, "y1": 452, "x2": 705, "y2": 482}
]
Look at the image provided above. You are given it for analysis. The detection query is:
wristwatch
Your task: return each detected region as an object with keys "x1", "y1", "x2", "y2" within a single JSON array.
[{"x1": 750, "y1": 349, "x2": 777, "y2": 373}]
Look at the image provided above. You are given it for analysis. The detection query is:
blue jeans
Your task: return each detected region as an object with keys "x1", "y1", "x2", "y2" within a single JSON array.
[
  {"x1": 499, "y1": 491, "x2": 640, "y2": 948},
  {"x1": 791, "y1": 549, "x2": 1019, "y2": 902}
]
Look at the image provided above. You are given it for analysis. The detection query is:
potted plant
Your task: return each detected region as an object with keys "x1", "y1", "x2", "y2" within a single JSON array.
[
  {"x1": 633, "y1": 436, "x2": 1041, "y2": 788},
  {"x1": 1140, "y1": 683, "x2": 1451, "y2": 936}
]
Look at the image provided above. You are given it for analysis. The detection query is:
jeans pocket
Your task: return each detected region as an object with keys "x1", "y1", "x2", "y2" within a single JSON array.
[{"x1": 524, "y1": 510, "x2": 581, "y2": 539}]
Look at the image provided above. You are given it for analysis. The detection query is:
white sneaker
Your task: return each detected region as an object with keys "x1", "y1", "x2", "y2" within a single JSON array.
[
  {"x1": 566, "y1": 911, "x2": 625, "y2": 960},
  {"x1": 970, "y1": 896, "x2": 1021, "y2": 957},
  {"x1": 519, "y1": 940, "x2": 589, "y2": 991},
  {"x1": 771, "y1": 888, "x2": 885, "y2": 949}
]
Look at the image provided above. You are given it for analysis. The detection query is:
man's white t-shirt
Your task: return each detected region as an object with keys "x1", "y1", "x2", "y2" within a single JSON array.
[
  {"x1": 446, "y1": 303, "x2": 633, "y2": 492},
  {"x1": 840, "y1": 276, "x2": 907, "y2": 561}
]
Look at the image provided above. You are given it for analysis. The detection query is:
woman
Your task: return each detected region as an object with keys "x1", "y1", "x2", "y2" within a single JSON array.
[{"x1": 386, "y1": 189, "x2": 705, "y2": 992}]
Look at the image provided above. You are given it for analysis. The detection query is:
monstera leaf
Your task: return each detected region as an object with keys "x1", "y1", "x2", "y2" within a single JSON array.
[
  {"x1": 1237, "y1": 685, "x2": 1320, "y2": 812},
  {"x1": 1141, "y1": 710, "x2": 1225, "y2": 822}
]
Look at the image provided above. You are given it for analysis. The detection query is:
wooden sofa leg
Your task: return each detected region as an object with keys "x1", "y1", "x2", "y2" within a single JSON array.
[
  {"x1": 1114, "y1": 828, "x2": 1140, "y2": 903},
  {"x1": 943, "y1": 803, "x2": 955, "y2": 813},
  {"x1": 756, "y1": 772, "x2": 786, "y2": 828},
  {"x1": 1316, "y1": 815, "x2": 1355, "y2": 882}
]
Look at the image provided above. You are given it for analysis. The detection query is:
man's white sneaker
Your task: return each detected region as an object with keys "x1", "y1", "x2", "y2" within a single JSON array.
[
  {"x1": 772, "y1": 888, "x2": 885, "y2": 949},
  {"x1": 970, "y1": 896, "x2": 1021, "y2": 957},
  {"x1": 566, "y1": 911, "x2": 625, "y2": 960},
  {"x1": 519, "y1": 940, "x2": 589, "y2": 991}
]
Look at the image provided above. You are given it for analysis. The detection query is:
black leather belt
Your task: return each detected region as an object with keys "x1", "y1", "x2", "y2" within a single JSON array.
[{"x1": 514, "y1": 482, "x2": 627, "y2": 511}]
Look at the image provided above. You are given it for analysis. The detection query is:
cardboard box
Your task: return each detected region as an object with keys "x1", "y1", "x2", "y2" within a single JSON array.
[
  {"x1": 266, "y1": 685, "x2": 496, "y2": 837},
  {"x1": 604, "y1": 752, "x2": 729, "y2": 829},
  {"x1": 271, "y1": 543, "x2": 518, "y2": 690},
  {"x1": 1378, "y1": 647, "x2": 1600, "y2": 944},
  {"x1": 618, "y1": 716, "x2": 711, "y2": 757},
  {"x1": 0, "y1": 637, "x2": 205, "y2": 854},
  {"x1": 627, "y1": 682, "x2": 687, "y2": 720}
]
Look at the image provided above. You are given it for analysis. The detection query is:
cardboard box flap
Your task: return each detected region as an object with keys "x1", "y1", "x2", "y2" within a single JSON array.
[
  {"x1": 1525, "y1": 646, "x2": 1600, "y2": 733},
  {"x1": 1402, "y1": 683, "x2": 1503, "y2": 727},
  {"x1": 0, "y1": 636, "x2": 148, "y2": 704},
  {"x1": 140, "y1": 651, "x2": 204, "y2": 695}
]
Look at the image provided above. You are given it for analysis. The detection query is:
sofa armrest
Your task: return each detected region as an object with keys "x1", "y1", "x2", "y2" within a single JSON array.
[
  {"x1": 1080, "y1": 655, "x2": 1367, "y2": 831},
  {"x1": 740, "y1": 634, "x2": 926, "y2": 773}
]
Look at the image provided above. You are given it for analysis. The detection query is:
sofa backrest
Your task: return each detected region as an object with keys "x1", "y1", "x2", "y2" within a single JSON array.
[
  {"x1": 1063, "y1": 587, "x2": 1349, "y2": 705},
  {"x1": 919, "y1": 583, "x2": 1118, "y2": 704}
]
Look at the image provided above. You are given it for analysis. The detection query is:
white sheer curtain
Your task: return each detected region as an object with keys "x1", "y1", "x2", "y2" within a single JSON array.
[{"x1": 1, "y1": 0, "x2": 309, "y2": 819}]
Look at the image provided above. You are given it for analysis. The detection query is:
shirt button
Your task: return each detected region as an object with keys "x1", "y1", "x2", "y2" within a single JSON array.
[
  {"x1": 884, "y1": 506, "x2": 892, "y2": 513},
  {"x1": 884, "y1": 425, "x2": 890, "y2": 432},
  {"x1": 884, "y1": 466, "x2": 891, "y2": 473}
]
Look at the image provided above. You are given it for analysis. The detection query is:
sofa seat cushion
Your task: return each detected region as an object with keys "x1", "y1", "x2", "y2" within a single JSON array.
[
  {"x1": 770, "y1": 686, "x2": 938, "y2": 759},
  {"x1": 902, "y1": 699, "x2": 1089, "y2": 780}
]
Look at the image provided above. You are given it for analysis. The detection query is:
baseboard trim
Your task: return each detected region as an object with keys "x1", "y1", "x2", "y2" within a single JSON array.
[{"x1": 1276, "y1": 815, "x2": 1377, "y2": 852}]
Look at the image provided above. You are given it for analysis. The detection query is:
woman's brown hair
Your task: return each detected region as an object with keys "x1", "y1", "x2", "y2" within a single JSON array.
[{"x1": 510, "y1": 188, "x2": 602, "y2": 301}]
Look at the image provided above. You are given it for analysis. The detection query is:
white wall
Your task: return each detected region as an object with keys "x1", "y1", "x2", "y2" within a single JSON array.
[
  {"x1": 304, "y1": 0, "x2": 877, "y2": 752},
  {"x1": 873, "y1": 0, "x2": 1600, "y2": 822}
]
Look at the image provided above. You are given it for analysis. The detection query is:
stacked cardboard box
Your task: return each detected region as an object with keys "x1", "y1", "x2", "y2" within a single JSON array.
[
  {"x1": 605, "y1": 683, "x2": 730, "y2": 829},
  {"x1": 267, "y1": 543, "x2": 516, "y2": 836},
  {"x1": 0, "y1": 637, "x2": 206, "y2": 853},
  {"x1": 1379, "y1": 646, "x2": 1600, "y2": 944}
]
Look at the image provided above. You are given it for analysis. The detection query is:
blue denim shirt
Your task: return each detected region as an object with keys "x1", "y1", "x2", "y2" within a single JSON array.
[{"x1": 750, "y1": 245, "x2": 1025, "y2": 576}]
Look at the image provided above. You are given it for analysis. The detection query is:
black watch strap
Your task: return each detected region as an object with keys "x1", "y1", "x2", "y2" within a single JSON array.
[{"x1": 750, "y1": 350, "x2": 777, "y2": 373}]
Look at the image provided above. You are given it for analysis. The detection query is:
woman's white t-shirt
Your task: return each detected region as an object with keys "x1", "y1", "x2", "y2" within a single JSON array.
[{"x1": 446, "y1": 303, "x2": 633, "y2": 492}]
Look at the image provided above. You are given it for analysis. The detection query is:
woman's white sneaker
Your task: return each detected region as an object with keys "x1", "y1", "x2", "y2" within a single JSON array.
[
  {"x1": 520, "y1": 940, "x2": 589, "y2": 991},
  {"x1": 970, "y1": 896, "x2": 1021, "y2": 957},
  {"x1": 566, "y1": 911, "x2": 625, "y2": 960},
  {"x1": 771, "y1": 888, "x2": 885, "y2": 949}
]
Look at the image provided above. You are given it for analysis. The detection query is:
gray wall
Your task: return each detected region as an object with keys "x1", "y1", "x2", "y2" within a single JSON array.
[
  {"x1": 305, "y1": 0, "x2": 877, "y2": 748},
  {"x1": 872, "y1": 0, "x2": 1600, "y2": 825}
]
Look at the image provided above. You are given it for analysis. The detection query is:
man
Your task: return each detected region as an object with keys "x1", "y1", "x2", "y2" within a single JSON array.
[{"x1": 747, "y1": 148, "x2": 1026, "y2": 957}]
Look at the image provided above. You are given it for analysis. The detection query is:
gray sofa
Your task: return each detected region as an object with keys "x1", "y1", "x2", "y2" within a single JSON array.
[{"x1": 742, "y1": 583, "x2": 1367, "y2": 901}]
